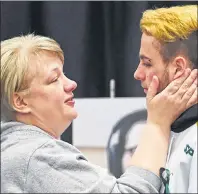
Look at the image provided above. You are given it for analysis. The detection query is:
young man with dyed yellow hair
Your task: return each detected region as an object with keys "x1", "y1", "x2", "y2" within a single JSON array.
[{"x1": 134, "y1": 5, "x2": 197, "y2": 193}]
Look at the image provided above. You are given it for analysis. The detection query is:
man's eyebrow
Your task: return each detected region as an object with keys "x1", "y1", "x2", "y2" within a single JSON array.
[{"x1": 139, "y1": 54, "x2": 152, "y2": 62}]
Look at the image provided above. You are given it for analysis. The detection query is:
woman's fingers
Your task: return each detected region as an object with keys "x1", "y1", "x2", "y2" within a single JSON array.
[
  {"x1": 146, "y1": 68, "x2": 197, "y2": 128},
  {"x1": 184, "y1": 79, "x2": 198, "y2": 109},
  {"x1": 146, "y1": 76, "x2": 159, "y2": 102},
  {"x1": 176, "y1": 69, "x2": 198, "y2": 99},
  {"x1": 162, "y1": 68, "x2": 191, "y2": 96}
]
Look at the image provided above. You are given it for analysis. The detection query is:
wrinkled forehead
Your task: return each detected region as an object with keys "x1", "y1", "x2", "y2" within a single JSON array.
[
  {"x1": 24, "y1": 52, "x2": 63, "y2": 86},
  {"x1": 30, "y1": 52, "x2": 63, "y2": 75}
]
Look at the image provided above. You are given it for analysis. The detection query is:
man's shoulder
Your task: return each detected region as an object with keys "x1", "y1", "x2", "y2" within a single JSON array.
[
  {"x1": 166, "y1": 123, "x2": 197, "y2": 193},
  {"x1": 169, "y1": 123, "x2": 197, "y2": 160},
  {"x1": 173, "y1": 123, "x2": 197, "y2": 143}
]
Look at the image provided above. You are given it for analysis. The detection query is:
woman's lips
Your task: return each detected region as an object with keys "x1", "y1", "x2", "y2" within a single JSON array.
[{"x1": 65, "y1": 99, "x2": 75, "y2": 107}]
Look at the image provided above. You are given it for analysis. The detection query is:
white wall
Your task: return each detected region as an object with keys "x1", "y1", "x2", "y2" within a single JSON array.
[
  {"x1": 73, "y1": 97, "x2": 147, "y2": 169},
  {"x1": 73, "y1": 97, "x2": 146, "y2": 148}
]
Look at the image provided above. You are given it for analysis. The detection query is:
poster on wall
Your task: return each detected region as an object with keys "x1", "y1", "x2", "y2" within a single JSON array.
[{"x1": 73, "y1": 97, "x2": 147, "y2": 177}]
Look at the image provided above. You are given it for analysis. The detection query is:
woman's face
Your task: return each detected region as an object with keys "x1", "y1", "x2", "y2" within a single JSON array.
[{"x1": 24, "y1": 53, "x2": 77, "y2": 136}]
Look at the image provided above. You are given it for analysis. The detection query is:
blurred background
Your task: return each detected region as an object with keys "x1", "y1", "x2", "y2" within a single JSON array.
[{"x1": 1, "y1": 1, "x2": 197, "y2": 176}]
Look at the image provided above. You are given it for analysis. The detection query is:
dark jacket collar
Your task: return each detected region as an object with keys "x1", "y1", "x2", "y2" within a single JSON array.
[{"x1": 171, "y1": 104, "x2": 198, "y2": 133}]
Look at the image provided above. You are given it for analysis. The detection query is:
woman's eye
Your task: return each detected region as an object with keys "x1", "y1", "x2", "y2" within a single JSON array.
[{"x1": 52, "y1": 77, "x2": 58, "y2": 82}]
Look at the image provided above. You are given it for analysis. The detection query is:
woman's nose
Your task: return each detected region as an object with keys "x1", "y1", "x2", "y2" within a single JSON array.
[{"x1": 64, "y1": 79, "x2": 77, "y2": 92}]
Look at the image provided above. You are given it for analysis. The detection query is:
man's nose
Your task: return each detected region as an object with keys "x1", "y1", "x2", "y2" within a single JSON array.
[{"x1": 134, "y1": 65, "x2": 145, "y2": 81}]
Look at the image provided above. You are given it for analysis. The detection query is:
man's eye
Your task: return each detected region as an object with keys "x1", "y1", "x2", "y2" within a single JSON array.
[{"x1": 143, "y1": 63, "x2": 152, "y2": 67}]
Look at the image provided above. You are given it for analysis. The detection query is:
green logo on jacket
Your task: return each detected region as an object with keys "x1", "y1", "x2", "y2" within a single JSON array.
[{"x1": 184, "y1": 144, "x2": 194, "y2": 156}]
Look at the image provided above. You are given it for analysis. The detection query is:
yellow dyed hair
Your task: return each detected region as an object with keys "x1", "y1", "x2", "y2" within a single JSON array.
[{"x1": 140, "y1": 5, "x2": 198, "y2": 42}]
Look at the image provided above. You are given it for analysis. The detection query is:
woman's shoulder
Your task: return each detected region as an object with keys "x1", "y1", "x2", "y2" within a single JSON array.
[
  {"x1": 29, "y1": 138, "x2": 88, "y2": 165},
  {"x1": 1, "y1": 121, "x2": 87, "y2": 174},
  {"x1": 1, "y1": 121, "x2": 84, "y2": 158}
]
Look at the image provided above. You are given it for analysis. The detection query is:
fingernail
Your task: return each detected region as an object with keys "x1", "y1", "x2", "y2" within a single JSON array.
[
  {"x1": 186, "y1": 68, "x2": 191, "y2": 74},
  {"x1": 193, "y1": 79, "x2": 198, "y2": 86},
  {"x1": 192, "y1": 69, "x2": 198, "y2": 79}
]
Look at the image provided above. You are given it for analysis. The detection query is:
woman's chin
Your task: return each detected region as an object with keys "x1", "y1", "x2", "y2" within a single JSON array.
[
  {"x1": 68, "y1": 109, "x2": 78, "y2": 120},
  {"x1": 72, "y1": 111, "x2": 78, "y2": 119}
]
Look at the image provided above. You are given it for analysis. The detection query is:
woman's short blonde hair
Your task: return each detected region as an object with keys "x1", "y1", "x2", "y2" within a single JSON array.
[{"x1": 1, "y1": 34, "x2": 64, "y2": 122}]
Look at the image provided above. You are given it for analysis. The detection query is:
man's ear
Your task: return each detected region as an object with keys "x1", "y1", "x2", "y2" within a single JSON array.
[
  {"x1": 12, "y1": 92, "x2": 31, "y2": 113},
  {"x1": 172, "y1": 56, "x2": 187, "y2": 80}
]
